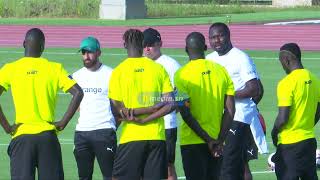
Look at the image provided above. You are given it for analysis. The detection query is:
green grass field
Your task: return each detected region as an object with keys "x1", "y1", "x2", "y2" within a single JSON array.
[{"x1": 0, "y1": 48, "x2": 319, "y2": 180}]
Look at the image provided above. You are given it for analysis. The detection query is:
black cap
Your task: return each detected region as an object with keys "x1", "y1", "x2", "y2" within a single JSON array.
[{"x1": 143, "y1": 28, "x2": 161, "y2": 47}]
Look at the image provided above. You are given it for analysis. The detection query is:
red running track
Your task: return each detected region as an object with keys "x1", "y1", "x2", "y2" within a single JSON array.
[{"x1": 0, "y1": 24, "x2": 318, "y2": 50}]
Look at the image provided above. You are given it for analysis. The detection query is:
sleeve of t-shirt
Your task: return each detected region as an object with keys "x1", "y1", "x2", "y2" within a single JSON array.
[
  {"x1": 108, "y1": 68, "x2": 122, "y2": 101},
  {"x1": 0, "y1": 64, "x2": 11, "y2": 91},
  {"x1": 223, "y1": 68, "x2": 235, "y2": 96},
  {"x1": 174, "y1": 69, "x2": 190, "y2": 101},
  {"x1": 277, "y1": 79, "x2": 293, "y2": 107},
  {"x1": 58, "y1": 64, "x2": 77, "y2": 92},
  {"x1": 70, "y1": 71, "x2": 78, "y2": 82},
  {"x1": 161, "y1": 66, "x2": 173, "y2": 94},
  {"x1": 239, "y1": 55, "x2": 258, "y2": 83},
  {"x1": 171, "y1": 60, "x2": 181, "y2": 87}
]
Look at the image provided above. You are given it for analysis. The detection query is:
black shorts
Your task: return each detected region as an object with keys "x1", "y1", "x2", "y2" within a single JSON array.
[
  {"x1": 165, "y1": 128, "x2": 177, "y2": 164},
  {"x1": 273, "y1": 138, "x2": 318, "y2": 180},
  {"x1": 112, "y1": 140, "x2": 167, "y2": 180},
  {"x1": 181, "y1": 143, "x2": 222, "y2": 180},
  {"x1": 245, "y1": 127, "x2": 258, "y2": 161},
  {"x1": 221, "y1": 121, "x2": 251, "y2": 180},
  {"x1": 74, "y1": 128, "x2": 117, "y2": 180},
  {"x1": 7, "y1": 130, "x2": 64, "y2": 180}
]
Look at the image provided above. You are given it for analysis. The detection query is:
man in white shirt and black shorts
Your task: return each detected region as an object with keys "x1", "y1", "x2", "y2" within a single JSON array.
[
  {"x1": 143, "y1": 28, "x2": 181, "y2": 180},
  {"x1": 72, "y1": 36, "x2": 117, "y2": 180},
  {"x1": 206, "y1": 22, "x2": 265, "y2": 180}
]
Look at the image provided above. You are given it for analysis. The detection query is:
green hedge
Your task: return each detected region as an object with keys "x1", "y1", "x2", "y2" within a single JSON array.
[{"x1": 0, "y1": 0, "x2": 100, "y2": 18}]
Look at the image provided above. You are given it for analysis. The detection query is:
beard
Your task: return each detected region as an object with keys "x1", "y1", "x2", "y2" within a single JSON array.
[{"x1": 83, "y1": 59, "x2": 97, "y2": 68}]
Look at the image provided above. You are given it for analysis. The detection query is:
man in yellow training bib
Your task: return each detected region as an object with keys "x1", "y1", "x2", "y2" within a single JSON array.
[
  {"x1": 271, "y1": 43, "x2": 320, "y2": 180},
  {"x1": 109, "y1": 29, "x2": 175, "y2": 180},
  {"x1": 0, "y1": 28, "x2": 83, "y2": 180},
  {"x1": 175, "y1": 32, "x2": 235, "y2": 180}
]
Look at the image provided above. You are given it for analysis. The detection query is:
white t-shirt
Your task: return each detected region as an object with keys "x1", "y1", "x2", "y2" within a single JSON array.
[
  {"x1": 156, "y1": 54, "x2": 181, "y2": 129},
  {"x1": 206, "y1": 47, "x2": 259, "y2": 124},
  {"x1": 72, "y1": 64, "x2": 116, "y2": 131}
]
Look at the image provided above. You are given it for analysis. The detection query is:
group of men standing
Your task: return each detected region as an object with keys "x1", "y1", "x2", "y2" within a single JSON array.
[{"x1": 0, "y1": 22, "x2": 319, "y2": 180}]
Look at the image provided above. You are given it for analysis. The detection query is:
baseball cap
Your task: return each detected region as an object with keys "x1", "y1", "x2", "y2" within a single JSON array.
[
  {"x1": 79, "y1": 36, "x2": 100, "y2": 52},
  {"x1": 143, "y1": 28, "x2": 161, "y2": 47}
]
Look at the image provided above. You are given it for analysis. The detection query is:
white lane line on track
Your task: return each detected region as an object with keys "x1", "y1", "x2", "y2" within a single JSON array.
[
  {"x1": 0, "y1": 50, "x2": 318, "y2": 60},
  {"x1": 265, "y1": 20, "x2": 320, "y2": 25}
]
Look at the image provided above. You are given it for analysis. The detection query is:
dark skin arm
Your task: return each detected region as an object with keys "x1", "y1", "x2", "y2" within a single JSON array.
[
  {"x1": 218, "y1": 95, "x2": 235, "y2": 142},
  {"x1": 54, "y1": 84, "x2": 84, "y2": 131},
  {"x1": 127, "y1": 92, "x2": 176, "y2": 123},
  {"x1": 127, "y1": 102, "x2": 166, "y2": 116},
  {"x1": 271, "y1": 107, "x2": 290, "y2": 147},
  {"x1": 235, "y1": 78, "x2": 259, "y2": 99},
  {"x1": 110, "y1": 99, "x2": 125, "y2": 128},
  {"x1": 0, "y1": 86, "x2": 21, "y2": 135},
  {"x1": 213, "y1": 95, "x2": 235, "y2": 156},
  {"x1": 178, "y1": 99, "x2": 219, "y2": 156},
  {"x1": 315, "y1": 103, "x2": 320, "y2": 125},
  {"x1": 252, "y1": 79, "x2": 264, "y2": 105},
  {"x1": 109, "y1": 100, "x2": 164, "y2": 125},
  {"x1": 110, "y1": 92, "x2": 174, "y2": 125}
]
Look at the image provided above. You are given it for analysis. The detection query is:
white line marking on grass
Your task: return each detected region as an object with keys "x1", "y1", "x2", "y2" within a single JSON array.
[
  {"x1": 0, "y1": 50, "x2": 319, "y2": 60},
  {"x1": 252, "y1": 170, "x2": 274, "y2": 174},
  {"x1": 177, "y1": 171, "x2": 274, "y2": 179}
]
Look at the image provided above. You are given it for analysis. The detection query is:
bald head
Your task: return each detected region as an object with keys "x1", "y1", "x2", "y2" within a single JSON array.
[
  {"x1": 185, "y1": 32, "x2": 207, "y2": 60},
  {"x1": 25, "y1": 28, "x2": 45, "y2": 41},
  {"x1": 24, "y1": 28, "x2": 45, "y2": 57}
]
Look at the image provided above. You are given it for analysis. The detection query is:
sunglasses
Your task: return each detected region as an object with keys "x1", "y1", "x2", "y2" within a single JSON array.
[{"x1": 81, "y1": 49, "x2": 95, "y2": 55}]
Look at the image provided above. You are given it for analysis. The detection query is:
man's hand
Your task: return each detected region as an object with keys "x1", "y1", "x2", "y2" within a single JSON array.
[
  {"x1": 8, "y1": 123, "x2": 22, "y2": 136},
  {"x1": 119, "y1": 101, "x2": 166, "y2": 121},
  {"x1": 119, "y1": 108, "x2": 130, "y2": 119},
  {"x1": 207, "y1": 139, "x2": 221, "y2": 157},
  {"x1": 118, "y1": 108, "x2": 150, "y2": 124},
  {"x1": 127, "y1": 117, "x2": 145, "y2": 124},
  {"x1": 212, "y1": 143, "x2": 223, "y2": 157},
  {"x1": 53, "y1": 120, "x2": 68, "y2": 131},
  {"x1": 126, "y1": 109, "x2": 145, "y2": 124}
]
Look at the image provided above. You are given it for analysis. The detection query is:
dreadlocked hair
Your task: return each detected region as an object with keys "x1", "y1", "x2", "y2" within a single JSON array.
[{"x1": 123, "y1": 29, "x2": 144, "y2": 50}]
